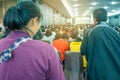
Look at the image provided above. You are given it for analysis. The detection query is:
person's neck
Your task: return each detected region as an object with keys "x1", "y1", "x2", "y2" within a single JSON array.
[{"x1": 22, "y1": 28, "x2": 34, "y2": 38}]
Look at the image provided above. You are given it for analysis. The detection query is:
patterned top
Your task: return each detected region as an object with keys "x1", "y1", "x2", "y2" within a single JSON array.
[
  {"x1": 0, "y1": 36, "x2": 32, "y2": 63},
  {"x1": 0, "y1": 31, "x2": 65, "y2": 80}
]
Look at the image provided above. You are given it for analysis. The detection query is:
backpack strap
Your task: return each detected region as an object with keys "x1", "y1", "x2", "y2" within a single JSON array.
[{"x1": 0, "y1": 36, "x2": 32, "y2": 64}]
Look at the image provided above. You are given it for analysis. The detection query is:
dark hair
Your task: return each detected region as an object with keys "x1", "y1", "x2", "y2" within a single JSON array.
[
  {"x1": 45, "y1": 29, "x2": 52, "y2": 37},
  {"x1": 93, "y1": 8, "x2": 107, "y2": 24},
  {"x1": 33, "y1": 29, "x2": 43, "y2": 40},
  {"x1": 18, "y1": 0, "x2": 39, "y2": 3},
  {"x1": 62, "y1": 33, "x2": 69, "y2": 40},
  {"x1": 54, "y1": 31, "x2": 61, "y2": 40},
  {"x1": 71, "y1": 28, "x2": 78, "y2": 39},
  {"x1": 3, "y1": 1, "x2": 42, "y2": 30},
  {"x1": 0, "y1": 28, "x2": 2, "y2": 32}
]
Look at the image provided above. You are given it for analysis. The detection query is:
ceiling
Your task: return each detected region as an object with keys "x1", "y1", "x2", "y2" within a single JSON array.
[{"x1": 43, "y1": 0, "x2": 120, "y2": 18}]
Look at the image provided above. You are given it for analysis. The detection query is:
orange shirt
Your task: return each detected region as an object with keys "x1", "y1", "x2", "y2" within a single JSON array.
[{"x1": 53, "y1": 39, "x2": 69, "y2": 61}]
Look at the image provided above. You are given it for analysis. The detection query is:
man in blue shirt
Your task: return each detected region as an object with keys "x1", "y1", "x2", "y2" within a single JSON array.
[{"x1": 81, "y1": 8, "x2": 120, "y2": 80}]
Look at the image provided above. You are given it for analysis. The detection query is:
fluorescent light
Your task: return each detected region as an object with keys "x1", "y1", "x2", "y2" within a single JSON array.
[
  {"x1": 61, "y1": 0, "x2": 73, "y2": 17},
  {"x1": 72, "y1": 4, "x2": 80, "y2": 7},
  {"x1": 83, "y1": 14, "x2": 87, "y2": 16},
  {"x1": 74, "y1": 14, "x2": 78, "y2": 16},
  {"x1": 74, "y1": 12, "x2": 78, "y2": 14},
  {"x1": 74, "y1": 10, "x2": 78, "y2": 12},
  {"x1": 91, "y1": 2, "x2": 98, "y2": 5},
  {"x1": 86, "y1": 10, "x2": 90, "y2": 12},
  {"x1": 103, "y1": 6, "x2": 109, "y2": 9},
  {"x1": 74, "y1": 8, "x2": 79, "y2": 10},
  {"x1": 112, "y1": 10, "x2": 116, "y2": 12},
  {"x1": 89, "y1": 7, "x2": 93, "y2": 9},
  {"x1": 72, "y1": 0, "x2": 78, "y2": 1},
  {"x1": 111, "y1": 1, "x2": 118, "y2": 5},
  {"x1": 83, "y1": 12, "x2": 89, "y2": 16},
  {"x1": 108, "y1": 11, "x2": 120, "y2": 16}
]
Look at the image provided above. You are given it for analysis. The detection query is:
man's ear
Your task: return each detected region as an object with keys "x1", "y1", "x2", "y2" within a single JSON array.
[
  {"x1": 32, "y1": 17, "x2": 38, "y2": 26},
  {"x1": 94, "y1": 18, "x2": 97, "y2": 24}
]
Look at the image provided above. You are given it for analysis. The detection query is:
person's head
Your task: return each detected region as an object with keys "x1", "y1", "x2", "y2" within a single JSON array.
[
  {"x1": 54, "y1": 31, "x2": 61, "y2": 40},
  {"x1": 62, "y1": 33, "x2": 69, "y2": 41},
  {"x1": 93, "y1": 8, "x2": 107, "y2": 24},
  {"x1": 71, "y1": 28, "x2": 79, "y2": 39},
  {"x1": 45, "y1": 29, "x2": 52, "y2": 37},
  {"x1": 3, "y1": 1, "x2": 42, "y2": 37},
  {"x1": 0, "y1": 28, "x2": 2, "y2": 32}
]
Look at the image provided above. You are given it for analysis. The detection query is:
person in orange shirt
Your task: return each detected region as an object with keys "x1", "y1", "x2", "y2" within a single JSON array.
[{"x1": 53, "y1": 32, "x2": 69, "y2": 62}]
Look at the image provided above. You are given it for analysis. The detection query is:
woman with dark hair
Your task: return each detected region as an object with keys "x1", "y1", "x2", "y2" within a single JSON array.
[
  {"x1": 81, "y1": 8, "x2": 120, "y2": 80},
  {"x1": 0, "y1": 1, "x2": 65, "y2": 80}
]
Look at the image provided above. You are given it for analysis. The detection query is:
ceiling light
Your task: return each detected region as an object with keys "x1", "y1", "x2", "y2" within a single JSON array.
[
  {"x1": 74, "y1": 14, "x2": 78, "y2": 16},
  {"x1": 103, "y1": 6, "x2": 109, "y2": 9},
  {"x1": 91, "y1": 2, "x2": 98, "y2": 5},
  {"x1": 89, "y1": 7, "x2": 93, "y2": 9},
  {"x1": 74, "y1": 8, "x2": 79, "y2": 10},
  {"x1": 74, "y1": 11, "x2": 78, "y2": 14},
  {"x1": 72, "y1": 4, "x2": 80, "y2": 7},
  {"x1": 83, "y1": 13, "x2": 88, "y2": 17},
  {"x1": 108, "y1": 11, "x2": 120, "y2": 16},
  {"x1": 86, "y1": 10, "x2": 90, "y2": 12},
  {"x1": 83, "y1": 11, "x2": 89, "y2": 16},
  {"x1": 73, "y1": 0, "x2": 78, "y2": 1},
  {"x1": 111, "y1": 1, "x2": 118, "y2": 5},
  {"x1": 61, "y1": 0, "x2": 73, "y2": 17},
  {"x1": 112, "y1": 10, "x2": 116, "y2": 12},
  {"x1": 74, "y1": 10, "x2": 79, "y2": 12}
]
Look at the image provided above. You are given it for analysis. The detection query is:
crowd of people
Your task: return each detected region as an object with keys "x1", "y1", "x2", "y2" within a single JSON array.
[{"x1": 0, "y1": 1, "x2": 120, "y2": 80}]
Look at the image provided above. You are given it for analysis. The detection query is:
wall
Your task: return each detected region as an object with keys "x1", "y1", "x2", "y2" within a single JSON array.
[
  {"x1": 0, "y1": 0, "x2": 68, "y2": 26},
  {"x1": 40, "y1": 3, "x2": 68, "y2": 26},
  {"x1": 0, "y1": 0, "x2": 17, "y2": 20}
]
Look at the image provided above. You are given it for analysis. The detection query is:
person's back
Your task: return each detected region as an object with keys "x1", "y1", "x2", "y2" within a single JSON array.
[
  {"x1": 0, "y1": 1, "x2": 65, "y2": 80},
  {"x1": 0, "y1": 31, "x2": 65, "y2": 80},
  {"x1": 87, "y1": 23, "x2": 120, "y2": 80},
  {"x1": 81, "y1": 8, "x2": 120, "y2": 80},
  {"x1": 69, "y1": 41, "x2": 82, "y2": 52},
  {"x1": 53, "y1": 32, "x2": 69, "y2": 61}
]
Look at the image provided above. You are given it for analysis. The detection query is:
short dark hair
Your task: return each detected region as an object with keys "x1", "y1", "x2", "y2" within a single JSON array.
[
  {"x1": 0, "y1": 28, "x2": 2, "y2": 32},
  {"x1": 71, "y1": 28, "x2": 78, "y2": 39},
  {"x1": 3, "y1": 1, "x2": 42, "y2": 30},
  {"x1": 93, "y1": 8, "x2": 107, "y2": 23},
  {"x1": 45, "y1": 29, "x2": 52, "y2": 37},
  {"x1": 62, "y1": 33, "x2": 69, "y2": 40}
]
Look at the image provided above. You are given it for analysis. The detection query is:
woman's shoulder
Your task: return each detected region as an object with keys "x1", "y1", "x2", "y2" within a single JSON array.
[
  {"x1": 19, "y1": 39, "x2": 56, "y2": 56},
  {"x1": 25, "y1": 40, "x2": 52, "y2": 48}
]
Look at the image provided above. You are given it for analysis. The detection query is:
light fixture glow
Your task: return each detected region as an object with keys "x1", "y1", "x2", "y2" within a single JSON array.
[
  {"x1": 111, "y1": 1, "x2": 118, "y2": 5},
  {"x1": 89, "y1": 7, "x2": 93, "y2": 9},
  {"x1": 61, "y1": 0, "x2": 73, "y2": 17},
  {"x1": 83, "y1": 12, "x2": 89, "y2": 16},
  {"x1": 108, "y1": 11, "x2": 120, "y2": 16},
  {"x1": 74, "y1": 13, "x2": 78, "y2": 16},
  {"x1": 72, "y1": 0, "x2": 78, "y2": 1},
  {"x1": 91, "y1": 2, "x2": 98, "y2": 5},
  {"x1": 86, "y1": 10, "x2": 90, "y2": 12},
  {"x1": 74, "y1": 8, "x2": 79, "y2": 10},
  {"x1": 112, "y1": 10, "x2": 116, "y2": 12},
  {"x1": 103, "y1": 6, "x2": 109, "y2": 9},
  {"x1": 72, "y1": 4, "x2": 80, "y2": 7}
]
